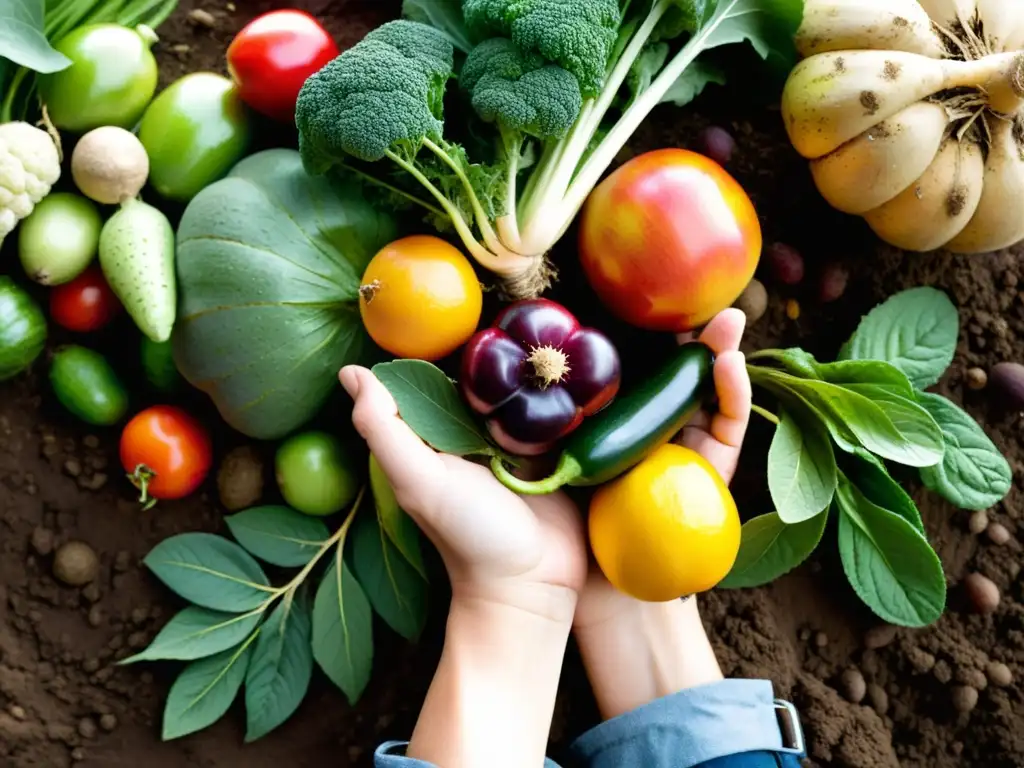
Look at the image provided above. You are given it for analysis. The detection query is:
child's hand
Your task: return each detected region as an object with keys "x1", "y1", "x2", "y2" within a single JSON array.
[
  {"x1": 340, "y1": 366, "x2": 589, "y2": 622},
  {"x1": 575, "y1": 307, "x2": 751, "y2": 627}
]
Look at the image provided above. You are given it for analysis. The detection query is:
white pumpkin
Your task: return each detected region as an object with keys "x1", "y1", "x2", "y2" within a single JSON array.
[{"x1": 782, "y1": 0, "x2": 1024, "y2": 254}]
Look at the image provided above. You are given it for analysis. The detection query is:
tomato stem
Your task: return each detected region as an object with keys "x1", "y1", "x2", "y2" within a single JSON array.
[{"x1": 128, "y1": 463, "x2": 158, "y2": 511}]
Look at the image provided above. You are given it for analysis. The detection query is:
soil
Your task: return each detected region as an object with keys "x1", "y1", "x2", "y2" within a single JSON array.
[{"x1": 2, "y1": 1, "x2": 1023, "y2": 766}]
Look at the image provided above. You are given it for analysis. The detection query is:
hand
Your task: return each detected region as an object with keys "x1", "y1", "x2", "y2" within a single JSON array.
[{"x1": 339, "y1": 365, "x2": 589, "y2": 621}]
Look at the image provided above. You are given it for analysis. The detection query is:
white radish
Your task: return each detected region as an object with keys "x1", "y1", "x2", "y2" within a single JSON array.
[
  {"x1": 863, "y1": 138, "x2": 985, "y2": 251},
  {"x1": 99, "y1": 198, "x2": 176, "y2": 342},
  {"x1": 917, "y1": 0, "x2": 978, "y2": 28},
  {"x1": 946, "y1": 117, "x2": 1024, "y2": 253},
  {"x1": 796, "y1": 0, "x2": 945, "y2": 58},
  {"x1": 810, "y1": 101, "x2": 949, "y2": 214}
]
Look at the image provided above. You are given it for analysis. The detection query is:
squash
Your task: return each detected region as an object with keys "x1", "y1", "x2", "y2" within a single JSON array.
[
  {"x1": 173, "y1": 149, "x2": 398, "y2": 439},
  {"x1": 782, "y1": 0, "x2": 1024, "y2": 254}
]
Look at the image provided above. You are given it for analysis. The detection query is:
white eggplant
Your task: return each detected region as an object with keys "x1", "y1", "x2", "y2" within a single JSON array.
[{"x1": 781, "y1": 0, "x2": 1024, "y2": 254}]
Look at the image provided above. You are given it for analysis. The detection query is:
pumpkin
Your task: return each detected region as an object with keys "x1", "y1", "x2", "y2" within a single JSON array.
[
  {"x1": 173, "y1": 149, "x2": 398, "y2": 439},
  {"x1": 782, "y1": 0, "x2": 1024, "y2": 253}
]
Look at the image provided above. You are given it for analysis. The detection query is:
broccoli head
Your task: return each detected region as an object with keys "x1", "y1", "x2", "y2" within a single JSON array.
[
  {"x1": 295, "y1": 20, "x2": 455, "y2": 171},
  {"x1": 462, "y1": 0, "x2": 621, "y2": 98},
  {"x1": 461, "y1": 38, "x2": 582, "y2": 141}
]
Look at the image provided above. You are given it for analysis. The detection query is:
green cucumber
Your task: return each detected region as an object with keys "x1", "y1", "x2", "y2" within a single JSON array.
[
  {"x1": 99, "y1": 198, "x2": 176, "y2": 343},
  {"x1": 50, "y1": 345, "x2": 129, "y2": 426},
  {"x1": 492, "y1": 342, "x2": 715, "y2": 494},
  {"x1": 0, "y1": 277, "x2": 47, "y2": 381},
  {"x1": 140, "y1": 336, "x2": 182, "y2": 393}
]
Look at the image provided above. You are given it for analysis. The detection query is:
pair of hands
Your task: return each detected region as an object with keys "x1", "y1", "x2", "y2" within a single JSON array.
[{"x1": 339, "y1": 307, "x2": 752, "y2": 630}]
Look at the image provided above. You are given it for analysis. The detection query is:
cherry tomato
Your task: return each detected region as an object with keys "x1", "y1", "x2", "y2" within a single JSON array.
[
  {"x1": 49, "y1": 265, "x2": 121, "y2": 332},
  {"x1": 226, "y1": 10, "x2": 339, "y2": 123},
  {"x1": 579, "y1": 149, "x2": 762, "y2": 332},
  {"x1": 120, "y1": 406, "x2": 212, "y2": 507}
]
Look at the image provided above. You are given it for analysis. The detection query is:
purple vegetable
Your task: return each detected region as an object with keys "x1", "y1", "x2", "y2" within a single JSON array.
[
  {"x1": 696, "y1": 126, "x2": 736, "y2": 166},
  {"x1": 460, "y1": 299, "x2": 621, "y2": 456}
]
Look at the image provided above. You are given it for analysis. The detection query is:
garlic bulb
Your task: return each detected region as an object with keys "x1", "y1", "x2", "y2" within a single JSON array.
[{"x1": 782, "y1": 0, "x2": 1024, "y2": 254}]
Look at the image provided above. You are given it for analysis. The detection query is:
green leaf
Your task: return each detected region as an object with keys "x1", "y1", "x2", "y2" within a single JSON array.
[
  {"x1": 816, "y1": 360, "x2": 917, "y2": 397},
  {"x1": 839, "y1": 384, "x2": 945, "y2": 465},
  {"x1": 369, "y1": 454, "x2": 426, "y2": 579},
  {"x1": 351, "y1": 510, "x2": 428, "y2": 641},
  {"x1": 768, "y1": 406, "x2": 836, "y2": 523},
  {"x1": 916, "y1": 392, "x2": 1012, "y2": 511},
  {"x1": 244, "y1": 593, "x2": 314, "y2": 742},
  {"x1": 372, "y1": 359, "x2": 494, "y2": 456},
  {"x1": 840, "y1": 287, "x2": 959, "y2": 389},
  {"x1": 162, "y1": 636, "x2": 255, "y2": 741},
  {"x1": 845, "y1": 449, "x2": 923, "y2": 533},
  {"x1": 402, "y1": 0, "x2": 475, "y2": 53},
  {"x1": 660, "y1": 58, "x2": 727, "y2": 106},
  {"x1": 121, "y1": 606, "x2": 263, "y2": 664},
  {"x1": 693, "y1": 0, "x2": 804, "y2": 70},
  {"x1": 174, "y1": 149, "x2": 399, "y2": 439},
  {"x1": 225, "y1": 506, "x2": 331, "y2": 568},
  {"x1": 144, "y1": 533, "x2": 275, "y2": 612},
  {"x1": 720, "y1": 510, "x2": 828, "y2": 589},
  {"x1": 312, "y1": 546, "x2": 373, "y2": 704},
  {"x1": 835, "y1": 479, "x2": 946, "y2": 627},
  {"x1": 0, "y1": 0, "x2": 71, "y2": 73}
]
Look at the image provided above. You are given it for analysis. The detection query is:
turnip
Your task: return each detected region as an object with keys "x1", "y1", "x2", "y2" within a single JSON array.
[
  {"x1": 0, "y1": 122, "x2": 62, "y2": 248},
  {"x1": 71, "y1": 127, "x2": 150, "y2": 205},
  {"x1": 782, "y1": 0, "x2": 1024, "y2": 254},
  {"x1": 18, "y1": 192, "x2": 102, "y2": 285},
  {"x1": 98, "y1": 199, "x2": 176, "y2": 342}
]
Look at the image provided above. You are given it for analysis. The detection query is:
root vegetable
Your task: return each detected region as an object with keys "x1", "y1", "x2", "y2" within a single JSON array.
[
  {"x1": 767, "y1": 242, "x2": 804, "y2": 285},
  {"x1": 818, "y1": 262, "x2": 849, "y2": 302},
  {"x1": 0, "y1": 122, "x2": 62, "y2": 248},
  {"x1": 53, "y1": 541, "x2": 99, "y2": 586},
  {"x1": 18, "y1": 193, "x2": 102, "y2": 285},
  {"x1": 71, "y1": 127, "x2": 150, "y2": 205},
  {"x1": 696, "y1": 126, "x2": 736, "y2": 166},
  {"x1": 990, "y1": 361, "x2": 1024, "y2": 408},
  {"x1": 782, "y1": 0, "x2": 1024, "y2": 254},
  {"x1": 217, "y1": 445, "x2": 265, "y2": 511}
]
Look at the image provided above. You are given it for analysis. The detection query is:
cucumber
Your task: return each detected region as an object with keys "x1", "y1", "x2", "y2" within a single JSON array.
[
  {"x1": 50, "y1": 345, "x2": 129, "y2": 426},
  {"x1": 0, "y1": 277, "x2": 47, "y2": 381},
  {"x1": 99, "y1": 198, "x2": 176, "y2": 342},
  {"x1": 140, "y1": 336, "x2": 182, "y2": 393}
]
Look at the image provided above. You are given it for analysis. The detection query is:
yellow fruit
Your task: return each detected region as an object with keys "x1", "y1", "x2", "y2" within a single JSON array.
[
  {"x1": 359, "y1": 235, "x2": 483, "y2": 361},
  {"x1": 589, "y1": 444, "x2": 740, "y2": 602}
]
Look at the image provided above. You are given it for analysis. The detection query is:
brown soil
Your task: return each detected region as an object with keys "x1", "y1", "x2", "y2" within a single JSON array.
[{"x1": 2, "y1": 1, "x2": 1023, "y2": 766}]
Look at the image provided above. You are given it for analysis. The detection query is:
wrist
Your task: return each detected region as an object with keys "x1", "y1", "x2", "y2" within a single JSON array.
[{"x1": 574, "y1": 596, "x2": 723, "y2": 721}]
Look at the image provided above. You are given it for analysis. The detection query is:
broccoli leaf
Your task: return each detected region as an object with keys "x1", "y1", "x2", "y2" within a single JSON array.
[
  {"x1": 696, "y1": 0, "x2": 803, "y2": 66},
  {"x1": 626, "y1": 43, "x2": 669, "y2": 103},
  {"x1": 403, "y1": 0, "x2": 476, "y2": 53},
  {"x1": 660, "y1": 58, "x2": 726, "y2": 106}
]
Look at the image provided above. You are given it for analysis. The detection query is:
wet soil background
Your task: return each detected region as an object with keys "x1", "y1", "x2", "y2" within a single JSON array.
[{"x1": 2, "y1": 1, "x2": 1023, "y2": 766}]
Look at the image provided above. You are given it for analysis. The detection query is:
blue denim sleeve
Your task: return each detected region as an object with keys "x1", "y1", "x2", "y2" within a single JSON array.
[{"x1": 374, "y1": 679, "x2": 805, "y2": 768}]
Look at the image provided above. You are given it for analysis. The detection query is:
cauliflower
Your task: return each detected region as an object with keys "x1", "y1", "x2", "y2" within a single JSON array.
[{"x1": 0, "y1": 122, "x2": 61, "y2": 247}]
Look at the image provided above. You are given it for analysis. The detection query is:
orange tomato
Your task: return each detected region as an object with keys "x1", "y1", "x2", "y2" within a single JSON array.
[
  {"x1": 579, "y1": 149, "x2": 761, "y2": 332},
  {"x1": 120, "y1": 406, "x2": 212, "y2": 506},
  {"x1": 359, "y1": 235, "x2": 483, "y2": 361},
  {"x1": 589, "y1": 443, "x2": 740, "y2": 602}
]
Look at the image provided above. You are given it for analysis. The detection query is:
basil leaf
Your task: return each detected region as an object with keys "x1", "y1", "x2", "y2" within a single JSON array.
[
  {"x1": 719, "y1": 510, "x2": 828, "y2": 589},
  {"x1": 840, "y1": 287, "x2": 958, "y2": 389},
  {"x1": 916, "y1": 392, "x2": 1012, "y2": 510},
  {"x1": 373, "y1": 359, "x2": 494, "y2": 456},
  {"x1": 122, "y1": 606, "x2": 263, "y2": 664},
  {"x1": 144, "y1": 533, "x2": 275, "y2": 612},
  {"x1": 835, "y1": 479, "x2": 946, "y2": 627},
  {"x1": 370, "y1": 454, "x2": 426, "y2": 579},
  {"x1": 352, "y1": 510, "x2": 428, "y2": 641},
  {"x1": 845, "y1": 449, "x2": 923, "y2": 532},
  {"x1": 162, "y1": 638, "x2": 255, "y2": 740},
  {"x1": 0, "y1": 0, "x2": 71, "y2": 73},
  {"x1": 225, "y1": 506, "x2": 330, "y2": 568},
  {"x1": 244, "y1": 594, "x2": 314, "y2": 742},
  {"x1": 768, "y1": 407, "x2": 836, "y2": 523},
  {"x1": 312, "y1": 546, "x2": 373, "y2": 704},
  {"x1": 402, "y1": 0, "x2": 475, "y2": 53}
]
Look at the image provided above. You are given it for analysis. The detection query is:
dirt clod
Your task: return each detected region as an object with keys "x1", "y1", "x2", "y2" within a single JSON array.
[
  {"x1": 863, "y1": 624, "x2": 897, "y2": 650},
  {"x1": 986, "y1": 522, "x2": 1010, "y2": 545},
  {"x1": 78, "y1": 718, "x2": 97, "y2": 739},
  {"x1": 986, "y1": 661, "x2": 1012, "y2": 687},
  {"x1": 52, "y1": 541, "x2": 99, "y2": 586},
  {"x1": 187, "y1": 8, "x2": 216, "y2": 27},
  {"x1": 99, "y1": 714, "x2": 118, "y2": 732},
  {"x1": 31, "y1": 526, "x2": 54, "y2": 556},
  {"x1": 968, "y1": 509, "x2": 988, "y2": 534},
  {"x1": 963, "y1": 572, "x2": 1000, "y2": 614},
  {"x1": 951, "y1": 685, "x2": 979, "y2": 713},
  {"x1": 866, "y1": 683, "x2": 889, "y2": 715},
  {"x1": 734, "y1": 278, "x2": 768, "y2": 325},
  {"x1": 840, "y1": 669, "x2": 866, "y2": 703},
  {"x1": 965, "y1": 367, "x2": 987, "y2": 390}
]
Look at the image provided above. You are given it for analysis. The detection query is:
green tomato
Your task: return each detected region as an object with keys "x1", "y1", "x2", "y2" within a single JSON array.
[
  {"x1": 50, "y1": 345, "x2": 129, "y2": 426},
  {"x1": 138, "y1": 72, "x2": 251, "y2": 203},
  {"x1": 19, "y1": 193, "x2": 101, "y2": 286},
  {"x1": 140, "y1": 336, "x2": 182, "y2": 393},
  {"x1": 0, "y1": 277, "x2": 47, "y2": 381},
  {"x1": 275, "y1": 431, "x2": 359, "y2": 517},
  {"x1": 39, "y1": 24, "x2": 158, "y2": 133}
]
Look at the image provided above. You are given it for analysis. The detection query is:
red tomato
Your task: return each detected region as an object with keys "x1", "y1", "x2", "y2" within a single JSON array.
[
  {"x1": 49, "y1": 265, "x2": 121, "y2": 332},
  {"x1": 226, "y1": 10, "x2": 339, "y2": 122},
  {"x1": 120, "y1": 406, "x2": 212, "y2": 506},
  {"x1": 579, "y1": 149, "x2": 762, "y2": 332}
]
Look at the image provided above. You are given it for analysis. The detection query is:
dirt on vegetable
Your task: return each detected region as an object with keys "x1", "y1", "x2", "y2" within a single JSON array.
[{"x1": 1, "y1": 1, "x2": 1023, "y2": 767}]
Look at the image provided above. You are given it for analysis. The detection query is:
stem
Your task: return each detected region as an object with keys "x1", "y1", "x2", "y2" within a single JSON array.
[
  {"x1": 495, "y1": 135, "x2": 524, "y2": 252},
  {"x1": 489, "y1": 453, "x2": 582, "y2": 496},
  {"x1": 943, "y1": 52, "x2": 1024, "y2": 115},
  {"x1": 751, "y1": 404, "x2": 780, "y2": 425},
  {"x1": 341, "y1": 162, "x2": 447, "y2": 218}
]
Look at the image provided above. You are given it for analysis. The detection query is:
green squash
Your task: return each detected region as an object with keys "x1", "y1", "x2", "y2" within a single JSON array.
[
  {"x1": 0, "y1": 277, "x2": 47, "y2": 381},
  {"x1": 173, "y1": 149, "x2": 398, "y2": 439}
]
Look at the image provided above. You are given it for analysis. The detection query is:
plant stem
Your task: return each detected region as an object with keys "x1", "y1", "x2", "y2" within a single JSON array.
[
  {"x1": 751, "y1": 404, "x2": 780, "y2": 425},
  {"x1": 341, "y1": 163, "x2": 447, "y2": 218}
]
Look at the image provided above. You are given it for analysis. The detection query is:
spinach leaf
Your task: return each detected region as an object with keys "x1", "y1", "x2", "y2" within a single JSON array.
[
  {"x1": 816, "y1": 360, "x2": 916, "y2": 397},
  {"x1": 840, "y1": 287, "x2": 958, "y2": 389},
  {"x1": 402, "y1": 0, "x2": 475, "y2": 53},
  {"x1": 845, "y1": 449, "x2": 923, "y2": 532},
  {"x1": 916, "y1": 392, "x2": 1012, "y2": 510},
  {"x1": 768, "y1": 406, "x2": 836, "y2": 523},
  {"x1": 719, "y1": 510, "x2": 828, "y2": 589},
  {"x1": 0, "y1": 0, "x2": 71, "y2": 74},
  {"x1": 835, "y1": 478, "x2": 946, "y2": 627}
]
